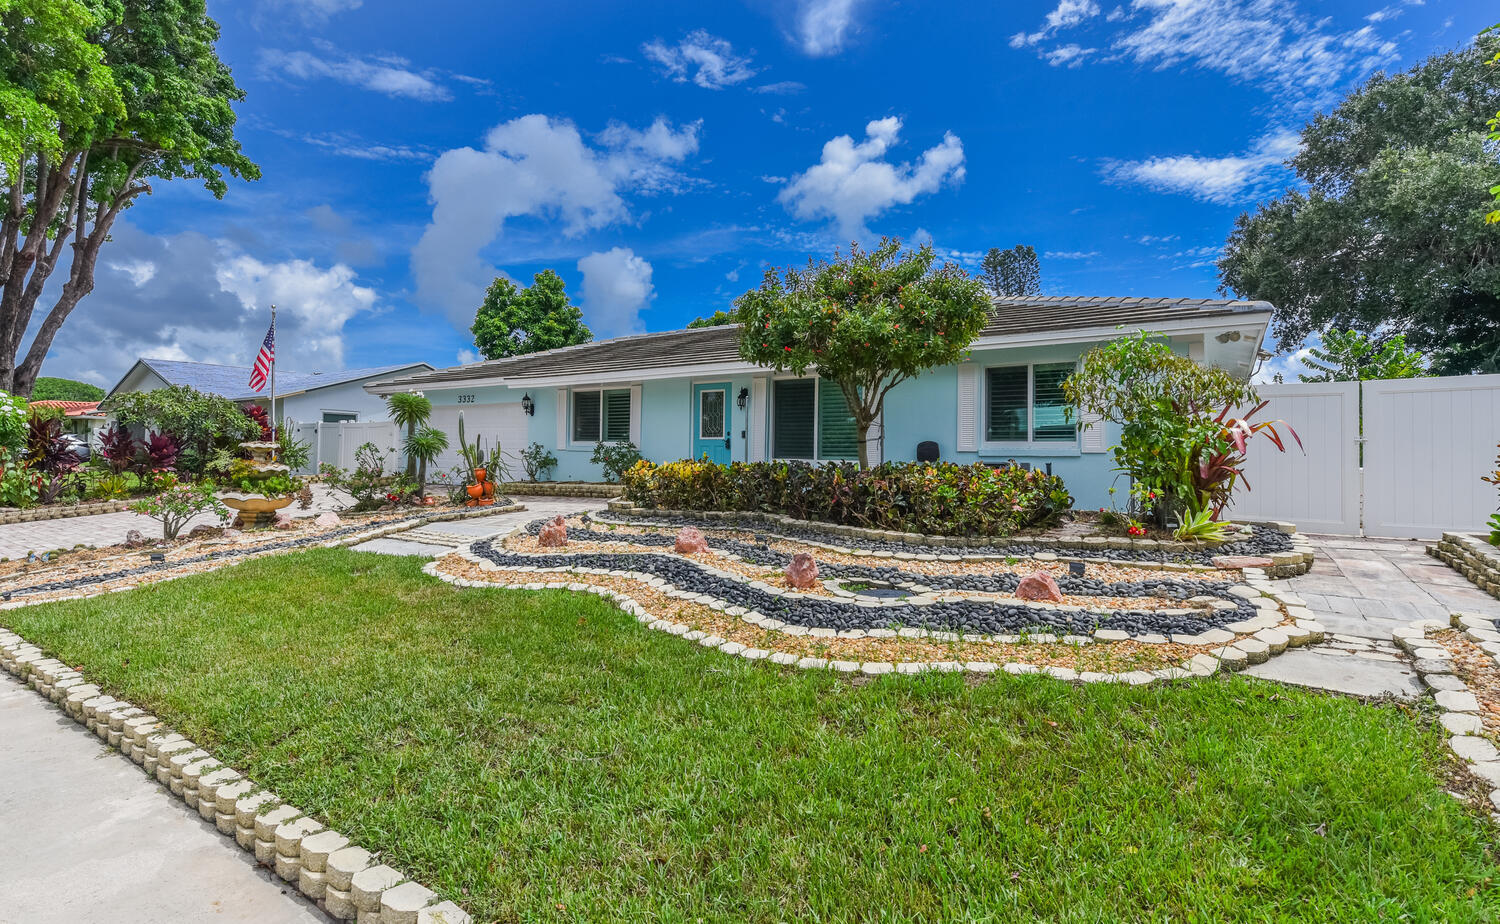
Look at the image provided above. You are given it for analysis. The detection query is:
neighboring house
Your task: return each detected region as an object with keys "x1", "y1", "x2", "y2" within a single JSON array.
[
  {"x1": 29, "y1": 400, "x2": 108, "y2": 443},
  {"x1": 108, "y1": 358, "x2": 434, "y2": 426},
  {"x1": 367, "y1": 296, "x2": 1272, "y2": 508}
]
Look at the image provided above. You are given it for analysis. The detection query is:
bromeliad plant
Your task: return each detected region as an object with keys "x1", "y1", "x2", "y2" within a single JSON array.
[{"x1": 1065, "y1": 331, "x2": 1299, "y2": 531}]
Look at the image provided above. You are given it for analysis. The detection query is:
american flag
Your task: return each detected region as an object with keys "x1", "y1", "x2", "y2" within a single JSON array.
[{"x1": 248, "y1": 318, "x2": 275, "y2": 392}]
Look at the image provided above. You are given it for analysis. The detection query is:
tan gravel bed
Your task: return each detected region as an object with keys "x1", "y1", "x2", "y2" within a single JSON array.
[
  {"x1": 434, "y1": 555, "x2": 1236, "y2": 673},
  {"x1": 1429, "y1": 629, "x2": 1500, "y2": 744},
  {"x1": 503, "y1": 533, "x2": 1224, "y2": 612}
]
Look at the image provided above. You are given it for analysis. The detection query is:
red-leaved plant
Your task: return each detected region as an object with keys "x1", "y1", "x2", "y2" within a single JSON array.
[
  {"x1": 241, "y1": 403, "x2": 272, "y2": 441},
  {"x1": 98, "y1": 424, "x2": 138, "y2": 474},
  {"x1": 1192, "y1": 400, "x2": 1302, "y2": 518},
  {"x1": 145, "y1": 431, "x2": 180, "y2": 473}
]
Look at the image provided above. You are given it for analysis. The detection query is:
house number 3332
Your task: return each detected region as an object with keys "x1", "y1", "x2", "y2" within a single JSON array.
[{"x1": 456, "y1": 394, "x2": 476, "y2": 404}]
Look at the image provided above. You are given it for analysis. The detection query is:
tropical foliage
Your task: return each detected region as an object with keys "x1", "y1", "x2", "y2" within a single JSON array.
[
  {"x1": 1293, "y1": 329, "x2": 1428, "y2": 382},
  {"x1": 1064, "y1": 332, "x2": 1297, "y2": 527},
  {"x1": 591, "y1": 441, "x2": 642, "y2": 483},
  {"x1": 105, "y1": 386, "x2": 259, "y2": 474},
  {"x1": 736, "y1": 238, "x2": 990, "y2": 468},
  {"x1": 1484, "y1": 444, "x2": 1500, "y2": 545},
  {"x1": 520, "y1": 442, "x2": 558, "y2": 482},
  {"x1": 0, "y1": 0, "x2": 257, "y2": 396},
  {"x1": 622, "y1": 459, "x2": 1072, "y2": 537},
  {"x1": 471, "y1": 270, "x2": 592, "y2": 360}
]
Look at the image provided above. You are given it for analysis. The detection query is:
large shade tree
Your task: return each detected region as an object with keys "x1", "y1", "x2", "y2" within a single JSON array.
[
  {"x1": 0, "y1": 0, "x2": 257, "y2": 397},
  {"x1": 980, "y1": 245, "x2": 1040, "y2": 297},
  {"x1": 736, "y1": 238, "x2": 990, "y2": 468},
  {"x1": 471, "y1": 270, "x2": 592, "y2": 360},
  {"x1": 1218, "y1": 33, "x2": 1500, "y2": 375}
]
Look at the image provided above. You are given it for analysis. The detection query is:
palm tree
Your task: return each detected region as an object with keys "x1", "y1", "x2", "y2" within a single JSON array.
[
  {"x1": 386, "y1": 392, "x2": 433, "y2": 480},
  {"x1": 404, "y1": 426, "x2": 449, "y2": 498}
]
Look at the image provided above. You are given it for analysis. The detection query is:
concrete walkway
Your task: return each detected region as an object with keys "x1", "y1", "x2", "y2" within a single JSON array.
[
  {"x1": 352, "y1": 496, "x2": 608, "y2": 556},
  {"x1": 1244, "y1": 535, "x2": 1500, "y2": 700},
  {"x1": 0, "y1": 671, "x2": 322, "y2": 924}
]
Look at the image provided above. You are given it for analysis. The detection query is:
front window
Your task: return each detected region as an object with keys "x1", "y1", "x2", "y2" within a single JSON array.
[
  {"x1": 572, "y1": 389, "x2": 631, "y2": 443},
  {"x1": 985, "y1": 362, "x2": 1076, "y2": 444},
  {"x1": 772, "y1": 378, "x2": 857, "y2": 460}
]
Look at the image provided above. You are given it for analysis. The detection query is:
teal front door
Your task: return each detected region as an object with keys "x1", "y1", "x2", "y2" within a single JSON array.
[{"x1": 693, "y1": 383, "x2": 731, "y2": 463}]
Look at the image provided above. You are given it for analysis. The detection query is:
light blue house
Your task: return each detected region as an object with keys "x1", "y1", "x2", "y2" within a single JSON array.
[{"x1": 367, "y1": 296, "x2": 1271, "y2": 508}]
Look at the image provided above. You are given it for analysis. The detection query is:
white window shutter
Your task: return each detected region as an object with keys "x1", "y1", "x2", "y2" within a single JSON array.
[
  {"x1": 956, "y1": 364, "x2": 979, "y2": 452},
  {"x1": 866, "y1": 407, "x2": 883, "y2": 464},
  {"x1": 749, "y1": 377, "x2": 767, "y2": 462},
  {"x1": 629, "y1": 384, "x2": 642, "y2": 446},
  {"x1": 555, "y1": 389, "x2": 568, "y2": 447},
  {"x1": 1080, "y1": 411, "x2": 1106, "y2": 453}
]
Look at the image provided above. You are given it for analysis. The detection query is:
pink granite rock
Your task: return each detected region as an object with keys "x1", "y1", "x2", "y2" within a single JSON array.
[
  {"x1": 538, "y1": 515, "x2": 568, "y2": 548},
  {"x1": 1210, "y1": 555, "x2": 1273, "y2": 570},
  {"x1": 674, "y1": 526, "x2": 710, "y2": 555},
  {"x1": 785, "y1": 552, "x2": 820, "y2": 589},
  {"x1": 123, "y1": 529, "x2": 147, "y2": 548},
  {"x1": 273, "y1": 510, "x2": 297, "y2": 530},
  {"x1": 1015, "y1": 571, "x2": 1064, "y2": 603},
  {"x1": 313, "y1": 512, "x2": 340, "y2": 529}
]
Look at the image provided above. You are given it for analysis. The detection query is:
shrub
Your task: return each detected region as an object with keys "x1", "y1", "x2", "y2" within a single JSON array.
[
  {"x1": 622, "y1": 459, "x2": 1072, "y2": 537},
  {"x1": 1483, "y1": 443, "x2": 1500, "y2": 545},
  {"x1": 98, "y1": 424, "x2": 138, "y2": 474},
  {"x1": 521, "y1": 442, "x2": 558, "y2": 482},
  {"x1": 240, "y1": 403, "x2": 272, "y2": 441},
  {"x1": 105, "y1": 386, "x2": 259, "y2": 474},
  {"x1": 0, "y1": 390, "x2": 28, "y2": 461},
  {"x1": 130, "y1": 483, "x2": 229, "y2": 541},
  {"x1": 320, "y1": 443, "x2": 411, "y2": 511},
  {"x1": 592, "y1": 441, "x2": 642, "y2": 483}
]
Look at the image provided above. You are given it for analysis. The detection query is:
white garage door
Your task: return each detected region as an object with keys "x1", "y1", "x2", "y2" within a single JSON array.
[{"x1": 428, "y1": 402, "x2": 529, "y2": 482}]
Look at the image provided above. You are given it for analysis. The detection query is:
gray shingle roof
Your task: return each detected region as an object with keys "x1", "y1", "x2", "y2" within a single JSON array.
[
  {"x1": 127, "y1": 359, "x2": 433, "y2": 401},
  {"x1": 374, "y1": 295, "x2": 1272, "y2": 389}
]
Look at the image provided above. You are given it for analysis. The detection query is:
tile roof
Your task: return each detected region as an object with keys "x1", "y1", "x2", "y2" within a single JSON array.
[
  {"x1": 374, "y1": 295, "x2": 1273, "y2": 389},
  {"x1": 126, "y1": 359, "x2": 433, "y2": 400},
  {"x1": 29, "y1": 400, "x2": 103, "y2": 417}
]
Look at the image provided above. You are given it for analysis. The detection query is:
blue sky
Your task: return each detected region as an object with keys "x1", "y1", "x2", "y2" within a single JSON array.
[{"x1": 44, "y1": 0, "x2": 1491, "y2": 388}]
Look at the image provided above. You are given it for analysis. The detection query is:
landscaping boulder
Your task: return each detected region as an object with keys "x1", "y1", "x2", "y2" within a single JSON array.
[
  {"x1": 123, "y1": 530, "x2": 147, "y2": 549},
  {"x1": 674, "y1": 526, "x2": 710, "y2": 555},
  {"x1": 313, "y1": 512, "x2": 340, "y2": 529},
  {"x1": 1015, "y1": 572, "x2": 1064, "y2": 603},
  {"x1": 272, "y1": 511, "x2": 297, "y2": 530},
  {"x1": 186, "y1": 525, "x2": 223, "y2": 540},
  {"x1": 1210, "y1": 555, "x2": 1274, "y2": 570},
  {"x1": 785, "y1": 552, "x2": 819, "y2": 589},
  {"x1": 538, "y1": 515, "x2": 568, "y2": 548}
]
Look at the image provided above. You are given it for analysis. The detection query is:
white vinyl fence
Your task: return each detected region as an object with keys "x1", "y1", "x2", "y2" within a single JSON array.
[
  {"x1": 1224, "y1": 374, "x2": 1500, "y2": 539},
  {"x1": 285, "y1": 419, "x2": 400, "y2": 476}
]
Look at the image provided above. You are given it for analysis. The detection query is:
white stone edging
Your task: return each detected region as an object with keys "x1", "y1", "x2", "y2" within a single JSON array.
[
  {"x1": 0, "y1": 635, "x2": 472, "y2": 923},
  {"x1": 1394, "y1": 613, "x2": 1500, "y2": 821}
]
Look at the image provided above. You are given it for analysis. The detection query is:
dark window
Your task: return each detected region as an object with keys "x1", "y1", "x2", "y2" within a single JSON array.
[
  {"x1": 985, "y1": 366, "x2": 1029, "y2": 442},
  {"x1": 603, "y1": 390, "x2": 631, "y2": 442},
  {"x1": 818, "y1": 383, "x2": 857, "y2": 459},
  {"x1": 572, "y1": 391, "x2": 601, "y2": 443},
  {"x1": 773, "y1": 379, "x2": 815, "y2": 459},
  {"x1": 986, "y1": 363, "x2": 1077, "y2": 443}
]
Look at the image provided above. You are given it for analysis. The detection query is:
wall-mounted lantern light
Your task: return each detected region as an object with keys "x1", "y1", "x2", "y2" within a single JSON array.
[
  {"x1": 521, "y1": 393, "x2": 535, "y2": 416},
  {"x1": 736, "y1": 387, "x2": 749, "y2": 410}
]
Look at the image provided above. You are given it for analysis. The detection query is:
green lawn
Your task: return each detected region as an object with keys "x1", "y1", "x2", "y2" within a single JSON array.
[{"x1": 6, "y1": 548, "x2": 1497, "y2": 922}]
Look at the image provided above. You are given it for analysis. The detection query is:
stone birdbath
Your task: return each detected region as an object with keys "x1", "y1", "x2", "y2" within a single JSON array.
[{"x1": 218, "y1": 441, "x2": 294, "y2": 529}]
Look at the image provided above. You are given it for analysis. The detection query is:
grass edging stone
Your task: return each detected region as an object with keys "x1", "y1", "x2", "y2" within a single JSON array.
[{"x1": 0, "y1": 628, "x2": 472, "y2": 924}]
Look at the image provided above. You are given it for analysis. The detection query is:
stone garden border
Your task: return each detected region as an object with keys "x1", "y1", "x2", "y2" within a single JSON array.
[
  {"x1": 0, "y1": 499, "x2": 132, "y2": 526},
  {"x1": 501, "y1": 482, "x2": 623, "y2": 497},
  {"x1": 424, "y1": 521, "x2": 1328, "y2": 682},
  {"x1": 0, "y1": 629, "x2": 472, "y2": 924},
  {"x1": 602, "y1": 503, "x2": 1317, "y2": 577},
  {"x1": 1429, "y1": 533, "x2": 1500, "y2": 602},
  {"x1": 1393, "y1": 613, "x2": 1500, "y2": 823},
  {"x1": 0, "y1": 503, "x2": 526, "y2": 610}
]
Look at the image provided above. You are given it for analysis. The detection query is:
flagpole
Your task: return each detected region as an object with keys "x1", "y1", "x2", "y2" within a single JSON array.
[{"x1": 269, "y1": 304, "x2": 277, "y2": 442}]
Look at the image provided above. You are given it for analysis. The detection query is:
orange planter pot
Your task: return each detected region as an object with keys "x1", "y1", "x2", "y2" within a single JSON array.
[
  {"x1": 473, "y1": 467, "x2": 487, "y2": 483},
  {"x1": 466, "y1": 484, "x2": 484, "y2": 500}
]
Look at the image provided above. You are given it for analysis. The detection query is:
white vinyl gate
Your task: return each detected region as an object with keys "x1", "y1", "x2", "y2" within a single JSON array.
[{"x1": 1224, "y1": 374, "x2": 1500, "y2": 539}]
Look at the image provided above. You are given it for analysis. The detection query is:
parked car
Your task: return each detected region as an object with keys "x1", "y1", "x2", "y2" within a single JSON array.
[{"x1": 59, "y1": 434, "x2": 91, "y2": 462}]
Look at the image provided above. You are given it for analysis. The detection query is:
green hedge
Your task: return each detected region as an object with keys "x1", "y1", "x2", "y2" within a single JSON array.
[{"x1": 621, "y1": 459, "x2": 1073, "y2": 537}]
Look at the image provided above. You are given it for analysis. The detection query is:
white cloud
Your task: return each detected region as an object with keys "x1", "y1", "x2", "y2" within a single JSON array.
[
  {"x1": 577, "y1": 247, "x2": 655, "y2": 339},
  {"x1": 456, "y1": 348, "x2": 480, "y2": 365},
  {"x1": 1044, "y1": 250, "x2": 1100, "y2": 259},
  {"x1": 1103, "y1": 129, "x2": 1299, "y2": 204},
  {"x1": 642, "y1": 30, "x2": 756, "y2": 89},
  {"x1": 33, "y1": 222, "x2": 380, "y2": 387},
  {"x1": 777, "y1": 117, "x2": 965, "y2": 240},
  {"x1": 259, "y1": 44, "x2": 450, "y2": 101},
  {"x1": 1045, "y1": 43, "x2": 1095, "y2": 67},
  {"x1": 752, "y1": 81, "x2": 806, "y2": 94},
  {"x1": 794, "y1": 0, "x2": 861, "y2": 56},
  {"x1": 1011, "y1": 0, "x2": 1401, "y2": 100},
  {"x1": 411, "y1": 114, "x2": 700, "y2": 327},
  {"x1": 259, "y1": 0, "x2": 361, "y2": 24}
]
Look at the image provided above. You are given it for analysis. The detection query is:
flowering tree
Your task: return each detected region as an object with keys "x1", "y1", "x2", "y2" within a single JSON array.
[
  {"x1": 129, "y1": 482, "x2": 228, "y2": 540},
  {"x1": 735, "y1": 239, "x2": 990, "y2": 468}
]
